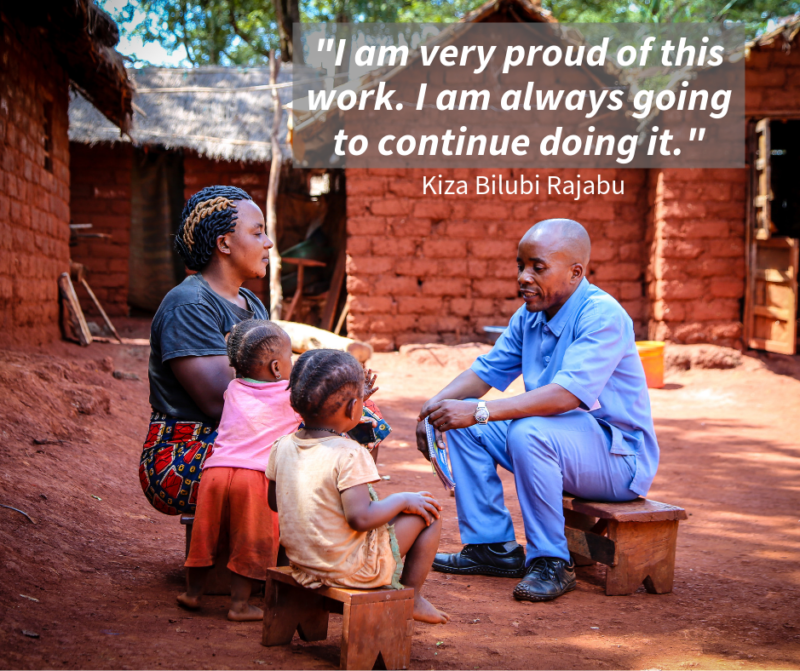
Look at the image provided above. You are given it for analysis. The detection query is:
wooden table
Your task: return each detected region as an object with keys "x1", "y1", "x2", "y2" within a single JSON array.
[{"x1": 281, "y1": 257, "x2": 326, "y2": 322}]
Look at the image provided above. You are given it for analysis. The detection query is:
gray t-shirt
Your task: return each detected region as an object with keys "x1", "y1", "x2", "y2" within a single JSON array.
[{"x1": 148, "y1": 273, "x2": 267, "y2": 424}]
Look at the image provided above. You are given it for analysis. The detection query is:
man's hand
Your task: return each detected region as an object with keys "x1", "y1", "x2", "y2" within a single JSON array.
[
  {"x1": 415, "y1": 369, "x2": 492, "y2": 461},
  {"x1": 415, "y1": 421, "x2": 441, "y2": 462},
  {"x1": 401, "y1": 492, "x2": 442, "y2": 526},
  {"x1": 425, "y1": 399, "x2": 479, "y2": 432}
]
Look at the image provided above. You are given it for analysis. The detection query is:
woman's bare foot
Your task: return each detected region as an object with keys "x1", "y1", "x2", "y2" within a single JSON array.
[
  {"x1": 177, "y1": 592, "x2": 202, "y2": 610},
  {"x1": 227, "y1": 603, "x2": 264, "y2": 622},
  {"x1": 413, "y1": 595, "x2": 450, "y2": 624}
]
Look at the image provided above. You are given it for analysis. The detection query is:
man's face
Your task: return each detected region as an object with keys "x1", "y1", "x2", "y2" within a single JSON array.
[{"x1": 516, "y1": 234, "x2": 582, "y2": 315}]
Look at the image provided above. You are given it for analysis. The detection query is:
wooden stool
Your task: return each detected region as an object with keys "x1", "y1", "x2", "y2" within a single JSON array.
[
  {"x1": 562, "y1": 496, "x2": 687, "y2": 596},
  {"x1": 262, "y1": 566, "x2": 415, "y2": 670},
  {"x1": 180, "y1": 514, "x2": 231, "y2": 595}
]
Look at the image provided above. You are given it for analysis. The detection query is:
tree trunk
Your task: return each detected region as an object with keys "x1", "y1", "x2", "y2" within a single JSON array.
[
  {"x1": 273, "y1": 0, "x2": 301, "y2": 63},
  {"x1": 266, "y1": 50, "x2": 283, "y2": 319}
]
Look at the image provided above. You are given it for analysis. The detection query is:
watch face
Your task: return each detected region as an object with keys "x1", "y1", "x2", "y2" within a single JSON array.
[{"x1": 475, "y1": 407, "x2": 490, "y2": 423}]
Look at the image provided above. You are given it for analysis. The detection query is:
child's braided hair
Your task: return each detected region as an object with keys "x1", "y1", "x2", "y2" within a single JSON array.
[
  {"x1": 175, "y1": 185, "x2": 253, "y2": 270},
  {"x1": 288, "y1": 349, "x2": 365, "y2": 421},
  {"x1": 227, "y1": 319, "x2": 289, "y2": 379}
]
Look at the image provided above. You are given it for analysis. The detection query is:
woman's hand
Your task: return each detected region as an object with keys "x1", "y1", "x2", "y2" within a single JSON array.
[
  {"x1": 401, "y1": 492, "x2": 442, "y2": 526},
  {"x1": 364, "y1": 368, "x2": 379, "y2": 400},
  {"x1": 426, "y1": 399, "x2": 479, "y2": 432}
]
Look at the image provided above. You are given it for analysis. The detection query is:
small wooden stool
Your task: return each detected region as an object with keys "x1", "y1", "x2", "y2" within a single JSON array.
[
  {"x1": 262, "y1": 566, "x2": 415, "y2": 670},
  {"x1": 562, "y1": 496, "x2": 687, "y2": 596},
  {"x1": 180, "y1": 514, "x2": 231, "y2": 595}
]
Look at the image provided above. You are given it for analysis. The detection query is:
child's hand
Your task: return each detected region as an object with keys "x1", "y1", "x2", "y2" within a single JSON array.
[
  {"x1": 402, "y1": 491, "x2": 442, "y2": 526},
  {"x1": 364, "y1": 368, "x2": 379, "y2": 400}
]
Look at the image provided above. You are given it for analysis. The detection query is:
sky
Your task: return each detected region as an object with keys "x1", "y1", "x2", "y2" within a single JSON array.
[{"x1": 101, "y1": 0, "x2": 189, "y2": 67}]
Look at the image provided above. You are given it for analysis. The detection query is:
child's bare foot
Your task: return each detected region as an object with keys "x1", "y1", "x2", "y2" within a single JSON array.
[
  {"x1": 227, "y1": 603, "x2": 263, "y2": 622},
  {"x1": 177, "y1": 592, "x2": 202, "y2": 610},
  {"x1": 413, "y1": 595, "x2": 449, "y2": 624}
]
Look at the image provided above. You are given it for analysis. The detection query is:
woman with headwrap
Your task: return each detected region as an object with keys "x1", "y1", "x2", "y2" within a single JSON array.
[{"x1": 139, "y1": 185, "x2": 272, "y2": 515}]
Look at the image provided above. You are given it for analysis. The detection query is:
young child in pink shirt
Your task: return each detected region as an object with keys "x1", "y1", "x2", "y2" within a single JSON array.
[{"x1": 178, "y1": 319, "x2": 299, "y2": 621}]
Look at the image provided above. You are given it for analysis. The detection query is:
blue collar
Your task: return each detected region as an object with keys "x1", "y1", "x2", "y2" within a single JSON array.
[{"x1": 532, "y1": 278, "x2": 589, "y2": 337}]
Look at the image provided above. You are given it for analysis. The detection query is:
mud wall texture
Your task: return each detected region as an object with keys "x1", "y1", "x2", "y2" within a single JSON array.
[
  {"x1": 69, "y1": 142, "x2": 133, "y2": 317},
  {"x1": 645, "y1": 169, "x2": 747, "y2": 349},
  {"x1": 0, "y1": 16, "x2": 72, "y2": 345},
  {"x1": 744, "y1": 39, "x2": 800, "y2": 117},
  {"x1": 345, "y1": 168, "x2": 650, "y2": 351}
]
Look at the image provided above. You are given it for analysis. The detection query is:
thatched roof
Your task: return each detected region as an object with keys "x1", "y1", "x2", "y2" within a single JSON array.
[
  {"x1": 746, "y1": 14, "x2": 800, "y2": 51},
  {"x1": 5, "y1": 0, "x2": 133, "y2": 131},
  {"x1": 70, "y1": 65, "x2": 319, "y2": 163}
]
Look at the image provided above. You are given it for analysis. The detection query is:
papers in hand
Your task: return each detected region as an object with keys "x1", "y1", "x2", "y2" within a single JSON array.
[{"x1": 424, "y1": 417, "x2": 456, "y2": 492}]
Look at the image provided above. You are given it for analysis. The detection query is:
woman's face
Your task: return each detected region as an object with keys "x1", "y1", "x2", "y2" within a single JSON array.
[{"x1": 218, "y1": 200, "x2": 273, "y2": 279}]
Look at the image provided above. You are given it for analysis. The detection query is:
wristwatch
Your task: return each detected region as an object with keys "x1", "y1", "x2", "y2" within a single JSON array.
[{"x1": 474, "y1": 401, "x2": 490, "y2": 424}]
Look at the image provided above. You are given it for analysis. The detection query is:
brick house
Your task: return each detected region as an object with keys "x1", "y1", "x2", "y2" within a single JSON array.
[
  {"x1": 68, "y1": 66, "x2": 342, "y2": 321},
  {"x1": 335, "y1": 6, "x2": 800, "y2": 355},
  {"x1": 66, "y1": 1, "x2": 800, "y2": 355},
  {"x1": 0, "y1": 1, "x2": 132, "y2": 346}
]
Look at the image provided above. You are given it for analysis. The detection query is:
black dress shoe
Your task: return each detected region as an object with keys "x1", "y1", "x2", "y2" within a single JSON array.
[
  {"x1": 513, "y1": 557, "x2": 576, "y2": 602},
  {"x1": 432, "y1": 542, "x2": 526, "y2": 578}
]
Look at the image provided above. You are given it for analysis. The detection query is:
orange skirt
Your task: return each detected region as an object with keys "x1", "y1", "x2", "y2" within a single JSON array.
[{"x1": 185, "y1": 467, "x2": 278, "y2": 581}]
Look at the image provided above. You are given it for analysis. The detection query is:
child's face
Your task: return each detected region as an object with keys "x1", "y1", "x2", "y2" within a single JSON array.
[{"x1": 273, "y1": 335, "x2": 294, "y2": 381}]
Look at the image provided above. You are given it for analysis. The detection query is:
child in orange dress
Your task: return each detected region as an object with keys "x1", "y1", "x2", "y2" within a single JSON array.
[{"x1": 178, "y1": 319, "x2": 299, "y2": 621}]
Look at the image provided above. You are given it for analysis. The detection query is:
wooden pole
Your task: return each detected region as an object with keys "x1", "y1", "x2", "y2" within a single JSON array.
[
  {"x1": 80, "y1": 278, "x2": 123, "y2": 343},
  {"x1": 58, "y1": 273, "x2": 92, "y2": 346},
  {"x1": 266, "y1": 50, "x2": 284, "y2": 320}
]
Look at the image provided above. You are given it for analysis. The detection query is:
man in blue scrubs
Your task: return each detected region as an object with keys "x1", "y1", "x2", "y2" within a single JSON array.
[{"x1": 417, "y1": 219, "x2": 659, "y2": 602}]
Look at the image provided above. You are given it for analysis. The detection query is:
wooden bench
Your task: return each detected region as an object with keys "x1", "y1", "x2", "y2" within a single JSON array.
[
  {"x1": 562, "y1": 496, "x2": 687, "y2": 596},
  {"x1": 179, "y1": 514, "x2": 231, "y2": 595},
  {"x1": 262, "y1": 565, "x2": 415, "y2": 670}
]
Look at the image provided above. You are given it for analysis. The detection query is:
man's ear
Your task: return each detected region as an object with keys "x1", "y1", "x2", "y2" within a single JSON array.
[{"x1": 571, "y1": 262, "x2": 585, "y2": 282}]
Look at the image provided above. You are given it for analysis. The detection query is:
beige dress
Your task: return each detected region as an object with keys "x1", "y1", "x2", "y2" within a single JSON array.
[{"x1": 266, "y1": 433, "x2": 400, "y2": 589}]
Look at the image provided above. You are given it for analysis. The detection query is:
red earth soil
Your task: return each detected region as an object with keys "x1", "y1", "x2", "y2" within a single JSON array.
[{"x1": 1, "y1": 320, "x2": 799, "y2": 670}]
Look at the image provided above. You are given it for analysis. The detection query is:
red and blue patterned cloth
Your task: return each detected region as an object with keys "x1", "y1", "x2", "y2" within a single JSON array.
[{"x1": 139, "y1": 412, "x2": 217, "y2": 516}]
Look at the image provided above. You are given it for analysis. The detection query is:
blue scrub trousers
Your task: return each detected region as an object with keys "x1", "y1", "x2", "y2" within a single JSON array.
[{"x1": 447, "y1": 410, "x2": 638, "y2": 563}]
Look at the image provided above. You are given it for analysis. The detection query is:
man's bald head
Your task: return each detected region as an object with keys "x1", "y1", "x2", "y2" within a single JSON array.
[
  {"x1": 516, "y1": 219, "x2": 591, "y2": 317},
  {"x1": 521, "y1": 219, "x2": 591, "y2": 267}
]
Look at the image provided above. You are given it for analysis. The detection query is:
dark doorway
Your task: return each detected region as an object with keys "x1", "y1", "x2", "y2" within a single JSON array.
[{"x1": 129, "y1": 148, "x2": 185, "y2": 312}]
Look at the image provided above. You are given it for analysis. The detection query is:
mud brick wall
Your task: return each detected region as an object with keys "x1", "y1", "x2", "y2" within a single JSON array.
[
  {"x1": 646, "y1": 169, "x2": 747, "y2": 348},
  {"x1": 0, "y1": 16, "x2": 71, "y2": 345},
  {"x1": 345, "y1": 168, "x2": 649, "y2": 351},
  {"x1": 69, "y1": 142, "x2": 133, "y2": 317},
  {"x1": 744, "y1": 40, "x2": 800, "y2": 116}
]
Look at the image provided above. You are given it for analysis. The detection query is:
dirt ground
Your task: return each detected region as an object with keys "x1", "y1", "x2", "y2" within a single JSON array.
[{"x1": 1, "y1": 320, "x2": 799, "y2": 670}]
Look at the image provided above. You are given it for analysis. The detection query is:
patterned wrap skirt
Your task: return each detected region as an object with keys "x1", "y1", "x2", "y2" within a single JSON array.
[{"x1": 139, "y1": 412, "x2": 217, "y2": 516}]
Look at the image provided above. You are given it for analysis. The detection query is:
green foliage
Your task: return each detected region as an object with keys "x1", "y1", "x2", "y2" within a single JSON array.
[
  {"x1": 102, "y1": 0, "x2": 800, "y2": 66},
  {"x1": 542, "y1": 0, "x2": 799, "y2": 36},
  {"x1": 100, "y1": 0, "x2": 280, "y2": 65}
]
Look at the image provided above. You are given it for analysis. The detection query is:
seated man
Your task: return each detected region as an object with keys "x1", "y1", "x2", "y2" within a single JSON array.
[{"x1": 417, "y1": 219, "x2": 659, "y2": 602}]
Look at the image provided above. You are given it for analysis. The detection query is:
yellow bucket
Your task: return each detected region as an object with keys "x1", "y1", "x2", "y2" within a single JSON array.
[{"x1": 636, "y1": 341, "x2": 665, "y2": 389}]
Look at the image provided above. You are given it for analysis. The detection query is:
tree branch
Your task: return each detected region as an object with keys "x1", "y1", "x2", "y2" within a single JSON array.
[
  {"x1": 180, "y1": 0, "x2": 197, "y2": 65},
  {"x1": 228, "y1": 5, "x2": 270, "y2": 58}
]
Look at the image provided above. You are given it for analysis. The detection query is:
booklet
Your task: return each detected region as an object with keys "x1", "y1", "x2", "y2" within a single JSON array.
[{"x1": 424, "y1": 417, "x2": 456, "y2": 492}]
